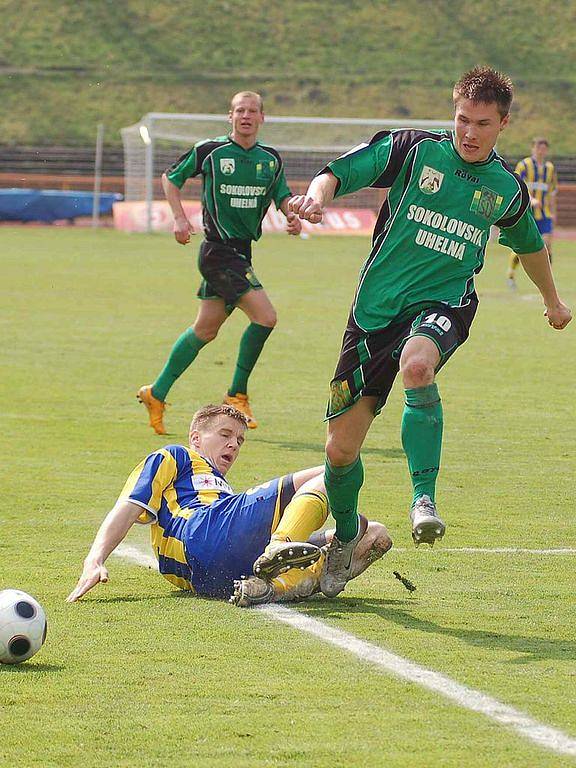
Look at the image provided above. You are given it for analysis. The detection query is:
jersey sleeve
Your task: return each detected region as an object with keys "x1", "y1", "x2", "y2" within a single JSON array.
[
  {"x1": 118, "y1": 448, "x2": 179, "y2": 523},
  {"x1": 320, "y1": 129, "x2": 428, "y2": 198},
  {"x1": 271, "y1": 165, "x2": 291, "y2": 207},
  {"x1": 550, "y1": 165, "x2": 558, "y2": 194},
  {"x1": 166, "y1": 145, "x2": 203, "y2": 189},
  {"x1": 496, "y1": 180, "x2": 544, "y2": 254}
]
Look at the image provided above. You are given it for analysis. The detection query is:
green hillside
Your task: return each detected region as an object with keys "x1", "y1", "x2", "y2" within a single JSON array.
[{"x1": 1, "y1": 0, "x2": 575, "y2": 153}]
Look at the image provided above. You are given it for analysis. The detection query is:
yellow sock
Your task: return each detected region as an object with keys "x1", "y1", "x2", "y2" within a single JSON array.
[
  {"x1": 272, "y1": 491, "x2": 328, "y2": 543},
  {"x1": 271, "y1": 555, "x2": 325, "y2": 601}
]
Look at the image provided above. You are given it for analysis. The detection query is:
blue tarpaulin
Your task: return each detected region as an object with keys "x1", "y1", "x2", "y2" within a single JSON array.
[{"x1": 0, "y1": 188, "x2": 123, "y2": 222}]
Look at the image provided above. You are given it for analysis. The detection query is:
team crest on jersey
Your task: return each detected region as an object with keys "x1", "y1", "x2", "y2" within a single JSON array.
[
  {"x1": 220, "y1": 158, "x2": 235, "y2": 175},
  {"x1": 419, "y1": 166, "x2": 444, "y2": 195},
  {"x1": 470, "y1": 186, "x2": 504, "y2": 220}
]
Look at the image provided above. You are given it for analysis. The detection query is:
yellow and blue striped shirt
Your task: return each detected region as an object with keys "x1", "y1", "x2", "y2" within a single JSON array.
[
  {"x1": 514, "y1": 156, "x2": 557, "y2": 221},
  {"x1": 119, "y1": 445, "x2": 234, "y2": 591}
]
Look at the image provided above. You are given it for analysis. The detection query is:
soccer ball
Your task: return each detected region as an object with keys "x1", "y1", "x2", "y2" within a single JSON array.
[{"x1": 0, "y1": 589, "x2": 47, "y2": 664}]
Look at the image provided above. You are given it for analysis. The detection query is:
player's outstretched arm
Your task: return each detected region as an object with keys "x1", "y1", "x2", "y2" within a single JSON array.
[
  {"x1": 66, "y1": 501, "x2": 144, "y2": 602},
  {"x1": 279, "y1": 197, "x2": 302, "y2": 236},
  {"x1": 161, "y1": 173, "x2": 194, "y2": 245},
  {"x1": 289, "y1": 172, "x2": 339, "y2": 224},
  {"x1": 518, "y1": 247, "x2": 572, "y2": 330}
]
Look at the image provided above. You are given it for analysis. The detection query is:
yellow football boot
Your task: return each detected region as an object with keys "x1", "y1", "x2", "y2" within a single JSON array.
[
  {"x1": 223, "y1": 393, "x2": 258, "y2": 429},
  {"x1": 137, "y1": 385, "x2": 167, "y2": 435}
]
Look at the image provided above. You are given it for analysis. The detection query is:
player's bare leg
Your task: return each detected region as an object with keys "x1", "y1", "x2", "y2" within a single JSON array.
[
  {"x1": 224, "y1": 288, "x2": 277, "y2": 428},
  {"x1": 321, "y1": 396, "x2": 377, "y2": 596},
  {"x1": 543, "y1": 233, "x2": 553, "y2": 263},
  {"x1": 400, "y1": 335, "x2": 445, "y2": 546}
]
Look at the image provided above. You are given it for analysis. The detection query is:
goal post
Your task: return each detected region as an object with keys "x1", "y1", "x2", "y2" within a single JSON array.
[{"x1": 121, "y1": 113, "x2": 453, "y2": 232}]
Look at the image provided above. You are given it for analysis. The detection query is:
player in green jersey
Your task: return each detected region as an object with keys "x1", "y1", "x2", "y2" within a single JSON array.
[
  {"x1": 138, "y1": 92, "x2": 302, "y2": 434},
  {"x1": 289, "y1": 66, "x2": 572, "y2": 597}
]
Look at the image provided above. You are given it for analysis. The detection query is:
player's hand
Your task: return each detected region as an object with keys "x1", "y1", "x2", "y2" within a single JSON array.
[
  {"x1": 285, "y1": 211, "x2": 303, "y2": 236},
  {"x1": 545, "y1": 300, "x2": 572, "y2": 330},
  {"x1": 288, "y1": 195, "x2": 324, "y2": 224},
  {"x1": 173, "y1": 215, "x2": 194, "y2": 245},
  {"x1": 66, "y1": 561, "x2": 109, "y2": 602}
]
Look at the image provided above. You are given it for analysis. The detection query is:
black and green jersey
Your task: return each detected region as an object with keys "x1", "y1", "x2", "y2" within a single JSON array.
[
  {"x1": 167, "y1": 135, "x2": 291, "y2": 243},
  {"x1": 323, "y1": 130, "x2": 544, "y2": 333}
]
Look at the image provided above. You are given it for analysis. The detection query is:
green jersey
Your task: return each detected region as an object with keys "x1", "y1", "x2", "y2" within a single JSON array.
[
  {"x1": 167, "y1": 135, "x2": 291, "y2": 243},
  {"x1": 324, "y1": 130, "x2": 544, "y2": 333}
]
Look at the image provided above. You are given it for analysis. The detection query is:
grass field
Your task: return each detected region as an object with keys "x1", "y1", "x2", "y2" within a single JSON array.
[{"x1": 1, "y1": 227, "x2": 575, "y2": 767}]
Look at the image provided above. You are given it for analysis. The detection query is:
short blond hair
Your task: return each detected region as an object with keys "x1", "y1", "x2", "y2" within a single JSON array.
[
  {"x1": 230, "y1": 91, "x2": 264, "y2": 112},
  {"x1": 189, "y1": 404, "x2": 248, "y2": 434}
]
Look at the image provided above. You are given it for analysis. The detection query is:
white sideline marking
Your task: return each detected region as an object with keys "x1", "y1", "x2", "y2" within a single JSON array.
[
  {"x1": 115, "y1": 543, "x2": 576, "y2": 758},
  {"x1": 116, "y1": 543, "x2": 158, "y2": 569},
  {"x1": 261, "y1": 606, "x2": 576, "y2": 758},
  {"x1": 394, "y1": 547, "x2": 576, "y2": 555}
]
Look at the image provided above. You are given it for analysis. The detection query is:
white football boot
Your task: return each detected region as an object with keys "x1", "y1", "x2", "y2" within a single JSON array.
[
  {"x1": 320, "y1": 516, "x2": 368, "y2": 598},
  {"x1": 410, "y1": 494, "x2": 445, "y2": 547}
]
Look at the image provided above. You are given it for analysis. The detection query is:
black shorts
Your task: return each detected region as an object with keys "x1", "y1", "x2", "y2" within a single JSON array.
[
  {"x1": 326, "y1": 299, "x2": 478, "y2": 419},
  {"x1": 197, "y1": 239, "x2": 263, "y2": 313}
]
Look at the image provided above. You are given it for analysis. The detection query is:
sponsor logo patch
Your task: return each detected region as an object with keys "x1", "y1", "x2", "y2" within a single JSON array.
[
  {"x1": 470, "y1": 186, "x2": 503, "y2": 220},
  {"x1": 419, "y1": 166, "x2": 444, "y2": 195},
  {"x1": 454, "y1": 168, "x2": 480, "y2": 184},
  {"x1": 192, "y1": 474, "x2": 233, "y2": 494},
  {"x1": 255, "y1": 160, "x2": 276, "y2": 180}
]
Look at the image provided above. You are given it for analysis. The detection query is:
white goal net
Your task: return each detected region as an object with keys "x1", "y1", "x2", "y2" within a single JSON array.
[{"x1": 121, "y1": 113, "x2": 453, "y2": 231}]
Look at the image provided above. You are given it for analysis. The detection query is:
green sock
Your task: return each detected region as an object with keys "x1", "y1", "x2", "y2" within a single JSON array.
[
  {"x1": 401, "y1": 383, "x2": 443, "y2": 506},
  {"x1": 228, "y1": 323, "x2": 273, "y2": 396},
  {"x1": 151, "y1": 328, "x2": 208, "y2": 402},
  {"x1": 324, "y1": 456, "x2": 364, "y2": 542}
]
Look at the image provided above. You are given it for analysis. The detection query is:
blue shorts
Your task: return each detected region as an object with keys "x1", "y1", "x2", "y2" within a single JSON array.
[
  {"x1": 182, "y1": 474, "x2": 295, "y2": 597},
  {"x1": 536, "y1": 217, "x2": 553, "y2": 235}
]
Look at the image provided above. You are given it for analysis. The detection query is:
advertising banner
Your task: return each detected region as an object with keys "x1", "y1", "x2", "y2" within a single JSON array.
[{"x1": 113, "y1": 200, "x2": 376, "y2": 236}]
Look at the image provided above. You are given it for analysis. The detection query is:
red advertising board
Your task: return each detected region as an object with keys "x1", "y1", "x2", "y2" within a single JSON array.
[{"x1": 113, "y1": 200, "x2": 376, "y2": 236}]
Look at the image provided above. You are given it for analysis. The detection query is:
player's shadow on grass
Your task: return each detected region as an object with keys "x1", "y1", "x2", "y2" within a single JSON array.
[
  {"x1": 304, "y1": 598, "x2": 576, "y2": 663},
  {"x1": 251, "y1": 437, "x2": 404, "y2": 459},
  {"x1": 0, "y1": 663, "x2": 64, "y2": 673}
]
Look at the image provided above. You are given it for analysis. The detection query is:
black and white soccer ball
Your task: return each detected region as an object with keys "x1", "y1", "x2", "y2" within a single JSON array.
[{"x1": 0, "y1": 589, "x2": 47, "y2": 664}]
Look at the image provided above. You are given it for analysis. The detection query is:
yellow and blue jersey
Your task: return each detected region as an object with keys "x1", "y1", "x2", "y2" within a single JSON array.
[
  {"x1": 119, "y1": 445, "x2": 294, "y2": 597},
  {"x1": 514, "y1": 156, "x2": 557, "y2": 221}
]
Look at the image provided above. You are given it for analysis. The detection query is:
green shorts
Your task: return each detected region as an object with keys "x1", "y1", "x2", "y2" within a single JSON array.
[
  {"x1": 326, "y1": 300, "x2": 478, "y2": 419},
  {"x1": 197, "y1": 239, "x2": 263, "y2": 314}
]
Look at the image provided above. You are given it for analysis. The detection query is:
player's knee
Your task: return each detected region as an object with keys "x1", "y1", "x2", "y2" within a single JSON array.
[
  {"x1": 257, "y1": 308, "x2": 277, "y2": 328},
  {"x1": 325, "y1": 436, "x2": 358, "y2": 468},
  {"x1": 194, "y1": 323, "x2": 220, "y2": 343},
  {"x1": 401, "y1": 356, "x2": 435, "y2": 387}
]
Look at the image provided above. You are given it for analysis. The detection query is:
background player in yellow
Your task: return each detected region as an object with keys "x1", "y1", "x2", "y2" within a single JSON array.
[
  {"x1": 67, "y1": 404, "x2": 391, "y2": 606},
  {"x1": 507, "y1": 137, "x2": 558, "y2": 288},
  {"x1": 138, "y1": 92, "x2": 302, "y2": 434}
]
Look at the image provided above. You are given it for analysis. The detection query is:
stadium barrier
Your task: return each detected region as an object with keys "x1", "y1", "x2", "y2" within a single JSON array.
[{"x1": 2, "y1": 173, "x2": 576, "y2": 230}]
